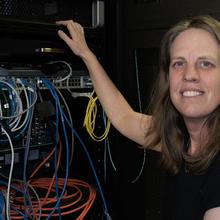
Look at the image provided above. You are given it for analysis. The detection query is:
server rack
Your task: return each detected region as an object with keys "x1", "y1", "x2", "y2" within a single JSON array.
[{"x1": 0, "y1": 1, "x2": 109, "y2": 219}]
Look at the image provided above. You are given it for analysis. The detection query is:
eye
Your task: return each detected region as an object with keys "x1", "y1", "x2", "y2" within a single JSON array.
[
  {"x1": 199, "y1": 60, "x2": 215, "y2": 69},
  {"x1": 171, "y1": 60, "x2": 185, "y2": 69}
]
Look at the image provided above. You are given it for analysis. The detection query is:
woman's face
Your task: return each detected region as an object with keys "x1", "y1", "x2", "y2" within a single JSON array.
[{"x1": 169, "y1": 28, "x2": 220, "y2": 124}]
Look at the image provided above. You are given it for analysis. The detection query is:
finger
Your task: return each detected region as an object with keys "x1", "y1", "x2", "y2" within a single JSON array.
[
  {"x1": 57, "y1": 30, "x2": 73, "y2": 48},
  {"x1": 57, "y1": 30, "x2": 70, "y2": 42},
  {"x1": 56, "y1": 20, "x2": 74, "y2": 26},
  {"x1": 56, "y1": 20, "x2": 83, "y2": 31},
  {"x1": 74, "y1": 22, "x2": 84, "y2": 34},
  {"x1": 56, "y1": 20, "x2": 76, "y2": 39}
]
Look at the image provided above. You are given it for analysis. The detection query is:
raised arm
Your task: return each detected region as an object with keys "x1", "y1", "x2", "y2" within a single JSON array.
[{"x1": 56, "y1": 20, "x2": 152, "y2": 147}]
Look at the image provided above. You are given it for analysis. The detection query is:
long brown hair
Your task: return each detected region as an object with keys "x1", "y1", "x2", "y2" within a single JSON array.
[{"x1": 147, "y1": 15, "x2": 220, "y2": 175}]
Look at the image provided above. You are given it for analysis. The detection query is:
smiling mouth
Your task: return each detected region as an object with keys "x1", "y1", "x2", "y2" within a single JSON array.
[{"x1": 182, "y1": 91, "x2": 204, "y2": 97}]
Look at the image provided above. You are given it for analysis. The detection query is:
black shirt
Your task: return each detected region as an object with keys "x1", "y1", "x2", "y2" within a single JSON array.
[{"x1": 164, "y1": 153, "x2": 220, "y2": 220}]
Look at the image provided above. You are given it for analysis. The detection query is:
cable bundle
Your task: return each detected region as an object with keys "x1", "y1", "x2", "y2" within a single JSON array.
[
  {"x1": 0, "y1": 128, "x2": 97, "y2": 220},
  {"x1": 83, "y1": 91, "x2": 110, "y2": 141},
  {"x1": 0, "y1": 77, "x2": 111, "y2": 220},
  {"x1": 7, "y1": 178, "x2": 96, "y2": 219}
]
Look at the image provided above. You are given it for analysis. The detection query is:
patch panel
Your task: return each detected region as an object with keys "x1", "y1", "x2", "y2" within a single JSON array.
[
  {"x1": 0, "y1": 68, "x2": 93, "y2": 90},
  {"x1": 37, "y1": 75, "x2": 93, "y2": 89}
]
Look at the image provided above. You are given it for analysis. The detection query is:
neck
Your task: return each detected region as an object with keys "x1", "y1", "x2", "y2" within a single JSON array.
[{"x1": 184, "y1": 118, "x2": 208, "y2": 156}]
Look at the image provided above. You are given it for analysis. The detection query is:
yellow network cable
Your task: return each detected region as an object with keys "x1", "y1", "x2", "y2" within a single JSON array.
[{"x1": 83, "y1": 91, "x2": 110, "y2": 141}]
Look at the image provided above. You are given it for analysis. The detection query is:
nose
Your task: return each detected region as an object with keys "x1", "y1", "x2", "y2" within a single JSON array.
[{"x1": 183, "y1": 64, "x2": 200, "y2": 82}]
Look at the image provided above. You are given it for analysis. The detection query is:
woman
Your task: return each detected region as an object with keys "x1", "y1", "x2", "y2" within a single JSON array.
[{"x1": 56, "y1": 15, "x2": 220, "y2": 220}]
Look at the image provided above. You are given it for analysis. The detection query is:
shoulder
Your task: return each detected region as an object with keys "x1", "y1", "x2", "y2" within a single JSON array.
[{"x1": 203, "y1": 207, "x2": 220, "y2": 220}]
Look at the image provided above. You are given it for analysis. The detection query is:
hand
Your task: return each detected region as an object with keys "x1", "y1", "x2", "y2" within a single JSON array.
[{"x1": 56, "y1": 20, "x2": 91, "y2": 58}]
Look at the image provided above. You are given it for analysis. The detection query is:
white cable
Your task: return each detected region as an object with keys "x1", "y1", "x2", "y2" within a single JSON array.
[
  {"x1": 103, "y1": 110, "x2": 116, "y2": 182},
  {"x1": 131, "y1": 49, "x2": 146, "y2": 183},
  {"x1": 0, "y1": 79, "x2": 23, "y2": 121},
  {"x1": 2, "y1": 127, "x2": 14, "y2": 220},
  {"x1": 8, "y1": 80, "x2": 23, "y2": 129},
  {"x1": 0, "y1": 83, "x2": 37, "y2": 120},
  {"x1": 9, "y1": 79, "x2": 26, "y2": 130},
  {"x1": 0, "y1": 100, "x2": 2, "y2": 118},
  {"x1": 50, "y1": 61, "x2": 73, "y2": 83},
  {"x1": 11, "y1": 79, "x2": 30, "y2": 132}
]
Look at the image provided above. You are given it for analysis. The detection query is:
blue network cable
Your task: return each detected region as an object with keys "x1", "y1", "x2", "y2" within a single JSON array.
[
  {"x1": 41, "y1": 79, "x2": 111, "y2": 220},
  {"x1": 42, "y1": 79, "x2": 70, "y2": 220},
  {"x1": 23, "y1": 94, "x2": 35, "y2": 220},
  {"x1": 0, "y1": 180, "x2": 27, "y2": 219},
  {"x1": 0, "y1": 190, "x2": 5, "y2": 220},
  {"x1": 63, "y1": 112, "x2": 111, "y2": 220}
]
